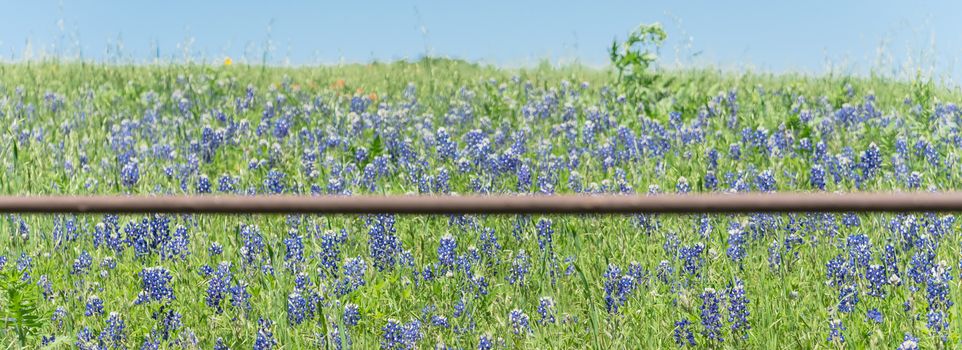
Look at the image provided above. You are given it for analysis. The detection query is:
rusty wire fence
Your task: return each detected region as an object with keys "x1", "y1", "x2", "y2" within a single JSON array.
[{"x1": 0, "y1": 192, "x2": 960, "y2": 214}]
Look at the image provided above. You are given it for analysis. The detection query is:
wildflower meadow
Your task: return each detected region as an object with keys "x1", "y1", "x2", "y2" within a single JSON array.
[{"x1": 1, "y1": 29, "x2": 961, "y2": 350}]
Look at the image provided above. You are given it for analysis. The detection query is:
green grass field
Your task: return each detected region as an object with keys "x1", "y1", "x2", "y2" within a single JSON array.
[{"x1": 0, "y1": 59, "x2": 960, "y2": 349}]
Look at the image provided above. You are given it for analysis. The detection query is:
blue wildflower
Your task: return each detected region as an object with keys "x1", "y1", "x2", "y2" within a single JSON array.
[
  {"x1": 674, "y1": 319, "x2": 696, "y2": 347},
  {"x1": 700, "y1": 288, "x2": 724, "y2": 343},
  {"x1": 381, "y1": 319, "x2": 422, "y2": 350},
  {"x1": 437, "y1": 235, "x2": 457, "y2": 267},
  {"x1": 826, "y1": 319, "x2": 845, "y2": 344},
  {"x1": 264, "y1": 169, "x2": 286, "y2": 194},
  {"x1": 336, "y1": 256, "x2": 367, "y2": 296},
  {"x1": 120, "y1": 160, "x2": 140, "y2": 188},
  {"x1": 837, "y1": 284, "x2": 859, "y2": 313},
  {"x1": 287, "y1": 291, "x2": 309, "y2": 326},
  {"x1": 537, "y1": 297, "x2": 556, "y2": 325},
  {"x1": 535, "y1": 218, "x2": 554, "y2": 252},
  {"x1": 509, "y1": 309, "x2": 531, "y2": 335},
  {"x1": 85, "y1": 295, "x2": 105, "y2": 316},
  {"x1": 99, "y1": 312, "x2": 127, "y2": 348},
  {"x1": 506, "y1": 250, "x2": 531, "y2": 286},
  {"x1": 135, "y1": 266, "x2": 175, "y2": 305},
  {"x1": 343, "y1": 303, "x2": 360, "y2": 327},
  {"x1": 727, "y1": 278, "x2": 750, "y2": 338},
  {"x1": 254, "y1": 318, "x2": 277, "y2": 350}
]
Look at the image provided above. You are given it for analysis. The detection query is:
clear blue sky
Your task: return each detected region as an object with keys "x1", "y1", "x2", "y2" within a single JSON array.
[{"x1": 2, "y1": 1, "x2": 961, "y2": 81}]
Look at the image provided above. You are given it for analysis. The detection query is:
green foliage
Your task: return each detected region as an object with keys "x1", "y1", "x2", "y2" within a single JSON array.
[
  {"x1": 911, "y1": 71, "x2": 935, "y2": 119},
  {"x1": 0, "y1": 267, "x2": 44, "y2": 346},
  {"x1": 608, "y1": 23, "x2": 667, "y2": 113}
]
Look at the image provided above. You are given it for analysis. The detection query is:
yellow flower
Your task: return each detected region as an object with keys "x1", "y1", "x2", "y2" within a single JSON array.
[{"x1": 224, "y1": 57, "x2": 233, "y2": 66}]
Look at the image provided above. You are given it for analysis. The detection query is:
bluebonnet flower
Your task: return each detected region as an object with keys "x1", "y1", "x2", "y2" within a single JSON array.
[
  {"x1": 866, "y1": 308, "x2": 883, "y2": 323},
  {"x1": 478, "y1": 334, "x2": 494, "y2": 350},
  {"x1": 470, "y1": 274, "x2": 490, "y2": 299},
  {"x1": 284, "y1": 229, "x2": 304, "y2": 271},
  {"x1": 808, "y1": 164, "x2": 825, "y2": 191},
  {"x1": 676, "y1": 177, "x2": 690, "y2": 193},
  {"x1": 603, "y1": 265, "x2": 637, "y2": 313},
  {"x1": 437, "y1": 235, "x2": 457, "y2": 267},
  {"x1": 52, "y1": 307, "x2": 67, "y2": 329},
  {"x1": 264, "y1": 169, "x2": 286, "y2": 194},
  {"x1": 859, "y1": 143, "x2": 882, "y2": 179},
  {"x1": 95, "y1": 216, "x2": 125, "y2": 253},
  {"x1": 767, "y1": 240, "x2": 782, "y2": 271},
  {"x1": 206, "y1": 261, "x2": 233, "y2": 312},
  {"x1": 217, "y1": 174, "x2": 238, "y2": 192},
  {"x1": 663, "y1": 233, "x2": 680, "y2": 257},
  {"x1": 336, "y1": 256, "x2": 368, "y2": 296},
  {"x1": 196, "y1": 174, "x2": 212, "y2": 193},
  {"x1": 141, "y1": 337, "x2": 161, "y2": 350},
  {"x1": 706, "y1": 149, "x2": 719, "y2": 169},
  {"x1": 214, "y1": 337, "x2": 229, "y2": 350},
  {"x1": 41, "y1": 335, "x2": 56, "y2": 347},
  {"x1": 431, "y1": 315, "x2": 449, "y2": 328},
  {"x1": 864, "y1": 264, "x2": 887, "y2": 298},
  {"x1": 837, "y1": 284, "x2": 859, "y2": 313},
  {"x1": 238, "y1": 224, "x2": 266, "y2": 268},
  {"x1": 674, "y1": 319, "x2": 696, "y2": 347},
  {"x1": 254, "y1": 318, "x2": 277, "y2": 350},
  {"x1": 908, "y1": 250, "x2": 935, "y2": 285},
  {"x1": 72, "y1": 250, "x2": 93, "y2": 275},
  {"x1": 99, "y1": 312, "x2": 127, "y2": 348},
  {"x1": 478, "y1": 227, "x2": 501, "y2": 266},
  {"x1": 729, "y1": 143, "x2": 741, "y2": 160},
  {"x1": 163, "y1": 224, "x2": 190, "y2": 261},
  {"x1": 826, "y1": 254, "x2": 854, "y2": 287},
  {"x1": 679, "y1": 244, "x2": 705, "y2": 277},
  {"x1": 537, "y1": 297, "x2": 556, "y2": 325},
  {"x1": 704, "y1": 171, "x2": 718, "y2": 191},
  {"x1": 509, "y1": 309, "x2": 531, "y2": 335},
  {"x1": 85, "y1": 295, "x2": 105, "y2": 316},
  {"x1": 120, "y1": 159, "x2": 140, "y2": 188},
  {"x1": 727, "y1": 278, "x2": 750, "y2": 337},
  {"x1": 154, "y1": 308, "x2": 183, "y2": 340},
  {"x1": 136, "y1": 266, "x2": 175, "y2": 305},
  {"x1": 209, "y1": 242, "x2": 223, "y2": 256},
  {"x1": 318, "y1": 231, "x2": 342, "y2": 277},
  {"x1": 36, "y1": 275, "x2": 52, "y2": 299},
  {"x1": 656, "y1": 260, "x2": 674, "y2": 284},
  {"x1": 906, "y1": 171, "x2": 922, "y2": 189},
  {"x1": 536, "y1": 218, "x2": 554, "y2": 252},
  {"x1": 516, "y1": 164, "x2": 532, "y2": 192},
  {"x1": 925, "y1": 262, "x2": 953, "y2": 338},
  {"x1": 898, "y1": 333, "x2": 919, "y2": 350},
  {"x1": 343, "y1": 303, "x2": 360, "y2": 327},
  {"x1": 381, "y1": 319, "x2": 422, "y2": 350},
  {"x1": 287, "y1": 291, "x2": 309, "y2": 326},
  {"x1": 700, "y1": 288, "x2": 724, "y2": 343},
  {"x1": 726, "y1": 225, "x2": 746, "y2": 266},
  {"x1": 826, "y1": 319, "x2": 845, "y2": 344},
  {"x1": 229, "y1": 281, "x2": 252, "y2": 310},
  {"x1": 16, "y1": 253, "x2": 32, "y2": 280},
  {"x1": 506, "y1": 250, "x2": 531, "y2": 286},
  {"x1": 367, "y1": 214, "x2": 402, "y2": 271},
  {"x1": 846, "y1": 234, "x2": 872, "y2": 269},
  {"x1": 755, "y1": 170, "x2": 776, "y2": 192}
]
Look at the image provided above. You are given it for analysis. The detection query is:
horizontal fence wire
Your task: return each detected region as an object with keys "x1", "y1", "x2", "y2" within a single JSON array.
[{"x1": 0, "y1": 193, "x2": 959, "y2": 214}]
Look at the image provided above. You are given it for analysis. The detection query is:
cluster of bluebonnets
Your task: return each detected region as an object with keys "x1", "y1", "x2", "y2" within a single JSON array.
[{"x1": 0, "y1": 62, "x2": 959, "y2": 348}]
